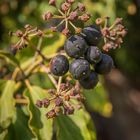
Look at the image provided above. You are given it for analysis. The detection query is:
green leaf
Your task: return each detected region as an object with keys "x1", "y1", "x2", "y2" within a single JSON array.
[
  {"x1": 42, "y1": 33, "x2": 66, "y2": 55},
  {"x1": 56, "y1": 109, "x2": 96, "y2": 140},
  {"x1": 0, "y1": 80, "x2": 7, "y2": 95},
  {"x1": 24, "y1": 86, "x2": 53, "y2": 140},
  {"x1": 0, "y1": 80, "x2": 16, "y2": 129},
  {"x1": 29, "y1": 72, "x2": 54, "y2": 89},
  {"x1": 11, "y1": 107, "x2": 36, "y2": 140},
  {"x1": 4, "y1": 107, "x2": 36, "y2": 140},
  {"x1": 0, "y1": 129, "x2": 8, "y2": 140},
  {"x1": 0, "y1": 50, "x2": 19, "y2": 66},
  {"x1": 83, "y1": 83, "x2": 112, "y2": 117}
]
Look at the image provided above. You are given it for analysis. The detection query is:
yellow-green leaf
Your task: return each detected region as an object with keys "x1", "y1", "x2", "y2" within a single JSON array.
[
  {"x1": 0, "y1": 129, "x2": 8, "y2": 140},
  {"x1": 56, "y1": 109, "x2": 96, "y2": 140},
  {"x1": 0, "y1": 80, "x2": 16, "y2": 129},
  {"x1": 0, "y1": 50, "x2": 19, "y2": 66},
  {"x1": 24, "y1": 86, "x2": 53, "y2": 140},
  {"x1": 83, "y1": 83, "x2": 112, "y2": 117}
]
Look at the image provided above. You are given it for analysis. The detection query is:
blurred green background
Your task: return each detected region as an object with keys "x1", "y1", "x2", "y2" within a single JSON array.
[{"x1": 0, "y1": 0, "x2": 140, "y2": 140}]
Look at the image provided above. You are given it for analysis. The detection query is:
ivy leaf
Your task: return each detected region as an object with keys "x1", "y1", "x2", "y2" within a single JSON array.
[
  {"x1": 0, "y1": 129, "x2": 8, "y2": 140},
  {"x1": 29, "y1": 72, "x2": 54, "y2": 89},
  {"x1": 24, "y1": 86, "x2": 53, "y2": 140},
  {"x1": 6, "y1": 107, "x2": 36, "y2": 140},
  {"x1": 0, "y1": 80, "x2": 7, "y2": 95},
  {"x1": 0, "y1": 80, "x2": 16, "y2": 129},
  {"x1": 0, "y1": 50, "x2": 19, "y2": 66},
  {"x1": 56, "y1": 109, "x2": 96, "y2": 140},
  {"x1": 4, "y1": 107, "x2": 36, "y2": 140},
  {"x1": 42, "y1": 33, "x2": 66, "y2": 55},
  {"x1": 83, "y1": 83, "x2": 112, "y2": 117}
]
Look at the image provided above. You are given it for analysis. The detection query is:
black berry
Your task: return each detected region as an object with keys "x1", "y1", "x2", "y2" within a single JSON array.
[
  {"x1": 85, "y1": 46, "x2": 102, "y2": 64},
  {"x1": 79, "y1": 70, "x2": 99, "y2": 89},
  {"x1": 64, "y1": 35, "x2": 88, "y2": 58},
  {"x1": 50, "y1": 55, "x2": 69, "y2": 76},
  {"x1": 69, "y1": 59, "x2": 90, "y2": 80},
  {"x1": 94, "y1": 54, "x2": 114, "y2": 74},
  {"x1": 81, "y1": 25, "x2": 102, "y2": 45}
]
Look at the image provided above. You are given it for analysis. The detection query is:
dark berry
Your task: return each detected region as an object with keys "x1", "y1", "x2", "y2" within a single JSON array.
[
  {"x1": 85, "y1": 46, "x2": 102, "y2": 64},
  {"x1": 50, "y1": 55, "x2": 69, "y2": 76},
  {"x1": 69, "y1": 59, "x2": 90, "y2": 80},
  {"x1": 79, "y1": 70, "x2": 99, "y2": 89},
  {"x1": 81, "y1": 25, "x2": 102, "y2": 45},
  {"x1": 64, "y1": 35, "x2": 87, "y2": 58},
  {"x1": 94, "y1": 54, "x2": 114, "y2": 74}
]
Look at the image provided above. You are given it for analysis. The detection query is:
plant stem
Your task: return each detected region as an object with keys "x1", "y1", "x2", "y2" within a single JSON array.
[
  {"x1": 12, "y1": 68, "x2": 19, "y2": 80},
  {"x1": 15, "y1": 82, "x2": 22, "y2": 92},
  {"x1": 41, "y1": 65, "x2": 57, "y2": 89},
  {"x1": 15, "y1": 99, "x2": 28, "y2": 104},
  {"x1": 67, "y1": 7, "x2": 71, "y2": 16},
  {"x1": 32, "y1": 37, "x2": 43, "y2": 63},
  {"x1": 53, "y1": 15, "x2": 65, "y2": 19},
  {"x1": 25, "y1": 59, "x2": 42, "y2": 76},
  {"x1": 69, "y1": 21, "x2": 77, "y2": 29},
  {"x1": 58, "y1": 9, "x2": 65, "y2": 16},
  {"x1": 57, "y1": 76, "x2": 62, "y2": 93},
  {"x1": 104, "y1": 17, "x2": 110, "y2": 28},
  {"x1": 24, "y1": 79, "x2": 32, "y2": 91},
  {"x1": 65, "y1": 19, "x2": 68, "y2": 29}
]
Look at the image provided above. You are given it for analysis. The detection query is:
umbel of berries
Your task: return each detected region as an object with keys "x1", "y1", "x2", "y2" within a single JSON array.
[
  {"x1": 64, "y1": 35, "x2": 88, "y2": 58},
  {"x1": 50, "y1": 55, "x2": 69, "y2": 76},
  {"x1": 95, "y1": 54, "x2": 114, "y2": 74},
  {"x1": 69, "y1": 59, "x2": 91, "y2": 80}
]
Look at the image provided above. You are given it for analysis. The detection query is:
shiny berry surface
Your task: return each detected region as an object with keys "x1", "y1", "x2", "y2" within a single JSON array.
[
  {"x1": 79, "y1": 70, "x2": 99, "y2": 89},
  {"x1": 64, "y1": 35, "x2": 87, "y2": 58},
  {"x1": 95, "y1": 54, "x2": 114, "y2": 74},
  {"x1": 50, "y1": 55, "x2": 69, "y2": 76},
  {"x1": 69, "y1": 59, "x2": 90, "y2": 80},
  {"x1": 85, "y1": 46, "x2": 102, "y2": 64},
  {"x1": 81, "y1": 25, "x2": 102, "y2": 45}
]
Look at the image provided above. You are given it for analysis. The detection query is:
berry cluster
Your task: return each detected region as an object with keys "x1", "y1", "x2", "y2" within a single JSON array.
[
  {"x1": 36, "y1": 82, "x2": 84, "y2": 118},
  {"x1": 50, "y1": 24, "x2": 114, "y2": 89},
  {"x1": 96, "y1": 17, "x2": 127, "y2": 51},
  {"x1": 43, "y1": 0, "x2": 91, "y2": 36},
  {"x1": 9, "y1": 0, "x2": 127, "y2": 118},
  {"x1": 9, "y1": 25, "x2": 43, "y2": 55}
]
